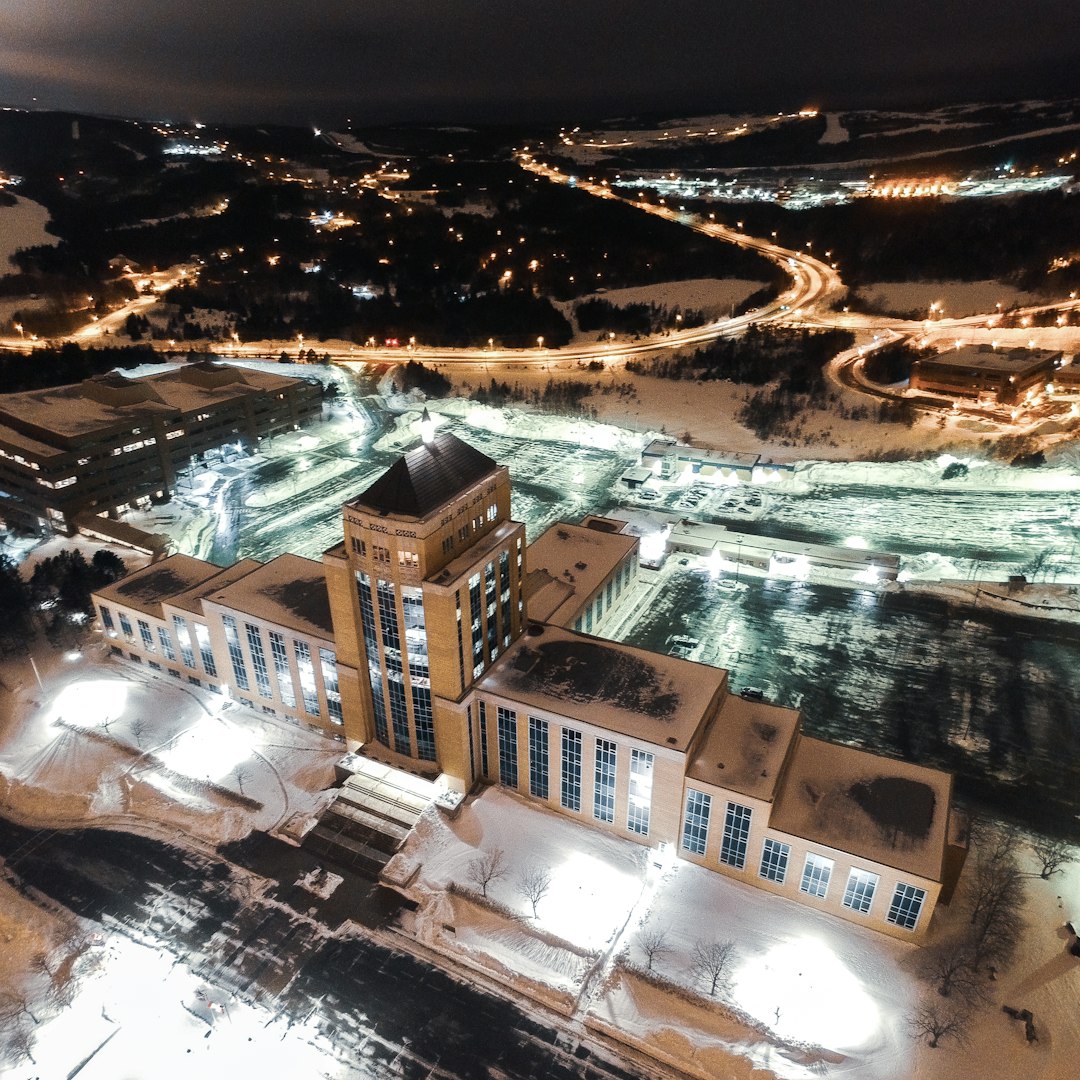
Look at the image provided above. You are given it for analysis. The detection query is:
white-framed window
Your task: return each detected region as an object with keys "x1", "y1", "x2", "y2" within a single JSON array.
[
  {"x1": 759, "y1": 838, "x2": 790, "y2": 883},
  {"x1": 887, "y1": 883, "x2": 927, "y2": 930},
  {"x1": 842, "y1": 868, "x2": 879, "y2": 914},
  {"x1": 800, "y1": 853, "x2": 833, "y2": 899}
]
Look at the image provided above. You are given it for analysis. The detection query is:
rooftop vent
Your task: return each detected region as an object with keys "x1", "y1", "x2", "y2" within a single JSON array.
[{"x1": 526, "y1": 623, "x2": 545, "y2": 637}]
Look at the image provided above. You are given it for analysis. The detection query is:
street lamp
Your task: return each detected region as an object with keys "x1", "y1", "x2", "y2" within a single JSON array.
[{"x1": 537, "y1": 336, "x2": 545, "y2": 349}]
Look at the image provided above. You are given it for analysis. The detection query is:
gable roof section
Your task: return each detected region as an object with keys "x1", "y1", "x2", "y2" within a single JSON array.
[{"x1": 353, "y1": 433, "x2": 497, "y2": 518}]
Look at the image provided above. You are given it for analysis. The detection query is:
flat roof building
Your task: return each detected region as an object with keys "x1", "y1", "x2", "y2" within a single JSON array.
[
  {"x1": 0, "y1": 360, "x2": 323, "y2": 536},
  {"x1": 94, "y1": 427, "x2": 961, "y2": 940},
  {"x1": 910, "y1": 345, "x2": 1061, "y2": 406}
]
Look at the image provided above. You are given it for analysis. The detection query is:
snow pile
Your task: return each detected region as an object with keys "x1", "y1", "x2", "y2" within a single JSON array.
[{"x1": 796, "y1": 457, "x2": 1080, "y2": 493}]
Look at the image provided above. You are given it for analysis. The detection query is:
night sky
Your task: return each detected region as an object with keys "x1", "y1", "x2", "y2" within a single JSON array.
[{"x1": 0, "y1": 1, "x2": 1077, "y2": 126}]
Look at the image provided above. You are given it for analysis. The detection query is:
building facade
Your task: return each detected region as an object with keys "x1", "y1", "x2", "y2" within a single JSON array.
[
  {"x1": 0, "y1": 360, "x2": 322, "y2": 535},
  {"x1": 910, "y1": 346, "x2": 1061, "y2": 406},
  {"x1": 93, "y1": 427, "x2": 962, "y2": 939}
]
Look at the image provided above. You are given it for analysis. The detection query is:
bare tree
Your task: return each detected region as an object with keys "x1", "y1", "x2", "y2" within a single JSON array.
[
  {"x1": 516, "y1": 863, "x2": 552, "y2": 918},
  {"x1": 1031, "y1": 835, "x2": 1076, "y2": 880},
  {"x1": 918, "y1": 939, "x2": 987, "y2": 1006},
  {"x1": 466, "y1": 848, "x2": 507, "y2": 898},
  {"x1": 0, "y1": 990, "x2": 39, "y2": 1028},
  {"x1": 691, "y1": 939, "x2": 737, "y2": 998},
  {"x1": 129, "y1": 716, "x2": 149, "y2": 748},
  {"x1": 636, "y1": 925, "x2": 670, "y2": 971},
  {"x1": 233, "y1": 764, "x2": 252, "y2": 795},
  {"x1": 966, "y1": 824, "x2": 1026, "y2": 970},
  {"x1": 907, "y1": 1000, "x2": 969, "y2": 1049}
]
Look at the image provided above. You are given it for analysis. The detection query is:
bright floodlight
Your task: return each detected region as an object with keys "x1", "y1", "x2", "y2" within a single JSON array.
[
  {"x1": 640, "y1": 526, "x2": 671, "y2": 566},
  {"x1": 419, "y1": 407, "x2": 436, "y2": 444},
  {"x1": 768, "y1": 552, "x2": 810, "y2": 580},
  {"x1": 732, "y1": 937, "x2": 881, "y2": 1048},
  {"x1": 48, "y1": 679, "x2": 129, "y2": 728},
  {"x1": 844, "y1": 535, "x2": 869, "y2": 549},
  {"x1": 159, "y1": 716, "x2": 254, "y2": 783}
]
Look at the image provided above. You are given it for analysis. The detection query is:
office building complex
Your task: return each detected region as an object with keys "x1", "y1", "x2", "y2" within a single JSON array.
[
  {"x1": 0, "y1": 360, "x2": 322, "y2": 535},
  {"x1": 94, "y1": 425, "x2": 963, "y2": 939}
]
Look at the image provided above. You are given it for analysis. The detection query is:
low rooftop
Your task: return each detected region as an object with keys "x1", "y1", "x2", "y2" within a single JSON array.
[
  {"x1": 203, "y1": 553, "x2": 335, "y2": 639},
  {"x1": 916, "y1": 346, "x2": 1061, "y2": 375},
  {"x1": 525, "y1": 520, "x2": 638, "y2": 626},
  {"x1": 0, "y1": 362, "x2": 316, "y2": 445},
  {"x1": 770, "y1": 736, "x2": 953, "y2": 881},
  {"x1": 686, "y1": 694, "x2": 801, "y2": 802},
  {"x1": 479, "y1": 623, "x2": 724, "y2": 752},
  {"x1": 165, "y1": 559, "x2": 264, "y2": 616},
  {"x1": 351, "y1": 432, "x2": 498, "y2": 519},
  {"x1": 94, "y1": 553, "x2": 225, "y2": 620}
]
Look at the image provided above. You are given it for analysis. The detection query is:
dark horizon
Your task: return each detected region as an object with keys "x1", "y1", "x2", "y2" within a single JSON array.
[{"x1": 1, "y1": 1, "x2": 1077, "y2": 131}]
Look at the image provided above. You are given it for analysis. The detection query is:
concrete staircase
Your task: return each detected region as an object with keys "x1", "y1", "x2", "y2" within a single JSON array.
[{"x1": 304, "y1": 758, "x2": 437, "y2": 877}]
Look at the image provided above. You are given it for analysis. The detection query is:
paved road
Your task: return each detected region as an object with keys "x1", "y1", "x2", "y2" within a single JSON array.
[{"x1": 0, "y1": 820, "x2": 656, "y2": 1080}]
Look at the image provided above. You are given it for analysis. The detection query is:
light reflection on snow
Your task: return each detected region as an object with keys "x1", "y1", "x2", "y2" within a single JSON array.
[
  {"x1": 47, "y1": 680, "x2": 129, "y2": 728},
  {"x1": 159, "y1": 715, "x2": 254, "y2": 782},
  {"x1": 547, "y1": 849, "x2": 642, "y2": 949},
  {"x1": 732, "y1": 937, "x2": 880, "y2": 1049}
]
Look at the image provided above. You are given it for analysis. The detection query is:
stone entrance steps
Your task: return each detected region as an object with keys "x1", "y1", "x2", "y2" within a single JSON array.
[{"x1": 304, "y1": 758, "x2": 438, "y2": 877}]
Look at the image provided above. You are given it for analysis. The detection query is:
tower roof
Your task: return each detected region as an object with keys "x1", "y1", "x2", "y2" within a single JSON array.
[{"x1": 354, "y1": 432, "x2": 498, "y2": 518}]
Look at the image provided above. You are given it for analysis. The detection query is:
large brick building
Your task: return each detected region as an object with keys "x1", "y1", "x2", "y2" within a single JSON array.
[{"x1": 94, "y1": 425, "x2": 963, "y2": 940}]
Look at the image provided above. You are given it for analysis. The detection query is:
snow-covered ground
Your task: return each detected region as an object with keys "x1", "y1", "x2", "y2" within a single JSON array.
[
  {"x1": 0, "y1": 639, "x2": 341, "y2": 848},
  {"x1": 386, "y1": 786, "x2": 1080, "y2": 1080},
  {"x1": 0, "y1": 195, "x2": 58, "y2": 268},
  {"x1": 555, "y1": 278, "x2": 764, "y2": 341},
  {"x1": 857, "y1": 280, "x2": 1049, "y2": 318},
  {"x1": 0, "y1": 911, "x2": 365, "y2": 1079}
]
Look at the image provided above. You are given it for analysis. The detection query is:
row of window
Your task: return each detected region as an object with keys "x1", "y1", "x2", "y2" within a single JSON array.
[
  {"x1": 100, "y1": 603, "x2": 339, "y2": 727},
  {"x1": 680, "y1": 790, "x2": 927, "y2": 931},
  {"x1": 572, "y1": 555, "x2": 635, "y2": 634},
  {"x1": 488, "y1": 709, "x2": 656, "y2": 838}
]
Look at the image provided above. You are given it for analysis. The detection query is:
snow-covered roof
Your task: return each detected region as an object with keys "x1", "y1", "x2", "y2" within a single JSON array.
[
  {"x1": 686, "y1": 694, "x2": 801, "y2": 802},
  {"x1": 94, "y1": 553, "x2": 225, "y2": 619},
  {"x1": 770, "y1": 736, "x2": 952, "y2": 881},
  {"x1": 165, "y1": 558, "x2": 264, "y2": 616},
  {"x1": 915, "y1": 345, "x2": 1061, "y2": 376},
  {"x1": 0, "y1": 362, "x2": 315, "y2": 445},
  {"x1": 525, "y1": 520, "x2": 638, "y2": 626},
  {"x1": 479, "y1": 623, "x2": 724, "y2": 751},
  {"x1": 203, "y1": 553, "x2": 335, "y2": 640}
]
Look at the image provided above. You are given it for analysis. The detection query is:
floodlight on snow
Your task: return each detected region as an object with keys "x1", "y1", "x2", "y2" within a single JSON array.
[
  {"x1": 420, "y1": 407, "x2": 436, "y2": 445},
  {"x1": 48, "y1": 680, "x2": 129, "y2": 729},
  {"x1": 843, "y1": 535, "x2": 869, "y2": 549},
  {"x1": 767, "y1": 552, "x2": 810, "y2": 580},
  {"x1": 853, "y1": 564, "x2": 882, "y2": 587},
  {"x1": 732, "y1": 936, "x2": 881, "y2": 1049},
  {"x1": 640, "y1": 526, "x2": 671, "y2": 566},
  {"x1": 159, "y1": 715, "x2": 254, "y2": 783}
]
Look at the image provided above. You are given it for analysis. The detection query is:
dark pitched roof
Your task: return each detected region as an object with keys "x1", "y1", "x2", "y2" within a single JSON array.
[{"x1": 353, "y1": 433, "x2": 497, "y2": 517}]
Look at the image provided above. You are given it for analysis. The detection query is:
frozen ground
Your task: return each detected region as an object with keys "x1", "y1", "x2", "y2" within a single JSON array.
[
  {"x1": 386, "y1": 786, "x2": 1080, "y2": 1079},
  {"x1": 0, "y1": 638, "x2": 341, "y2": 848},
  {"x1": 856, "y1": 280, "x2": 1048, "y2": 318},
  {"x1": 0, "y1": 909, "x2": 365, "y2": 1080},
  {"x1": 0, "y1": 194, "x2": 58, "y2": 268}
]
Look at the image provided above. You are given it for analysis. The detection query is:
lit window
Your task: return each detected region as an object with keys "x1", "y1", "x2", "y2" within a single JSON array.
[
  {"x1": 627, "y1": 749, "x2": 653, "y2": 835},
  {"x1": 800, "y1": 853, "x2": 833, "y2": 899},
  {"x1": 843, "y1": 869, "x2": 880, "y2": 914}
]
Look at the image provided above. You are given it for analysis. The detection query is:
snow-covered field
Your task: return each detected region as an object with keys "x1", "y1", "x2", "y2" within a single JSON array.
[
  {"x1": 0, "y1": 195, "x2": 59, "y2": 268},
  {"x1": 0, "y1": 641, "x2": 341, "y2": 848},
  {"x1": 858, "y1": 280, "x2": 1049, "y2": 317},
  {"x1": 385, "y1": 787, "x2": 1080, "y2": 1079}
]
